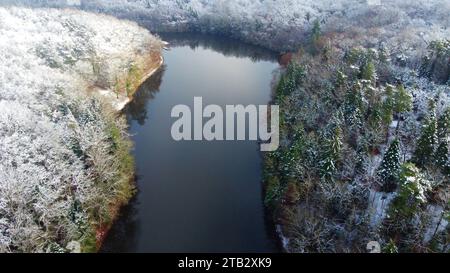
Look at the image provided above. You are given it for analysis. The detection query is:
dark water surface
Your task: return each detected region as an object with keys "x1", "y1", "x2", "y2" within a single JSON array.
[{"x1": 102, "y1": 34, "x2": 280, "y2": 253}]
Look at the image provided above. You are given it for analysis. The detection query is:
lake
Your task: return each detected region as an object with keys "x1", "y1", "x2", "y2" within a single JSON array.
[{"x1": 101, "y1": 33, "x2": 280, "y2": 253}]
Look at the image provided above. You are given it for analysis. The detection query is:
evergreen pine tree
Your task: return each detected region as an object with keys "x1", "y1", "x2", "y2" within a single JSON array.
[
  {"x1": 436, "y1": 107, "x2": 450, "y2": 174},
  {"x1": 393, "y1": 84, "x2": 413, "y2": 133},
  {"x1": 264, "y1": 176, "x2": 281, "y2": 209},
  {"x1": 320, "y1": 126, "x2": 343, "y2": 181},
  {"x1": 305, "y1": 12, "x2": 311, "y2": 22},
  {"x1": 310, "y1": 19, "x2": 321, "y2": 54},
  {"x1": 437, "y1": 107, "x2": 450, "y2": 139},
  {"x1": 336, "y1": 70, "x2": 347, "y2": 88},
  {"x1": 381, "y1": 84, "x2": 395, "y2": 125},
  {"x1": 435, "y1": 139, "x2": 449, "y2": 175},
  {"x1": 383, "y1": 239, "x2": 398, "y2": 253},
  {"x1": 368, "y1": 101, "x2": 383, "y2": 129},
  {"x1": 393, "y1": 84, "x2": 413, "y2": 114},
  {"x1": 414, "y1": 100, "x2": 438, "y2": 168},
  {"x1": 355, "y1": 138, "x2": 369, "y2": 174},
  {"x1": 389, "y1": 163, "x2": 431, "y2": 219},
  {"x1": 345, "y1": 82, "x2": 365, "y2": 113},
  {"x1": 377, "y1": 138, "x2": 401, "y2": 192},
  {"x1": 343, "y1": 82, "x2": 366, "y2": 131},
  {"x1": 284, "y1": 75, "x2": 296, "y2": 95},
  {"x1": 361, "y1": 61, "x2": 377, "y2": 84},
  {"x1": 311, "y1": 19, "x2": 321, "y2": 44}
]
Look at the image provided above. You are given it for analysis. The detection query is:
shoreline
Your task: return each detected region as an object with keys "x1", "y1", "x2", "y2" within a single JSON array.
[
  {"x1": 94, "y1": 54, "x2": 165, "y2": 112},
  {"x1": 0, "y1": 6, "x2": 166, "y2": 253},
  {"x1": 121, "y1": 55, "x2": 164, "y2": 111},
  {"x1": 94, "y1": 53, "x2": 164, "y2": 251}
]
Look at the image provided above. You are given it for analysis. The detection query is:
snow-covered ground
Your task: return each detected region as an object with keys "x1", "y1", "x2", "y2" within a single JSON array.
[{"x1": 0, "y1": 7, "x2": 161, "y2": 252}]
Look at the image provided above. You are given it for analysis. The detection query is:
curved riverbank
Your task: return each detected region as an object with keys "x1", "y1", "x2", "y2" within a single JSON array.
[
  {"x1": 95, "y1": 55, "x2": 164, "y2": 250},
  {"x1": 0, "y1": 7, "x2": 162, "y2": 252}
]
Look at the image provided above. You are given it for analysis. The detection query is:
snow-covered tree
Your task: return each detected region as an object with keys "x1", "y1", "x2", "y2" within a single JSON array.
[
  {"x1": 393, "y1": 84, "x2": 413, "y2": 133},
  {"x1": 437, "y1": 107, "x2": 450, "y2": 140},
  {"x1": 414, "y1": 100, "x2": 438, "y2": 168},
  {"x1": 361, "y1": 61, "x2": 377, "y2": 84},
  {"x1": 393, "y1": 85, "x2": 413, "y2": 117},
  {"x1": 381, "y1": 84, "x2": 395, "y2": 126},
  {"x1": 320, "y1": 123, "x2": 343, "y2": 181},
  {"x1": 435, "y1": 139, "x2": 449, "y2": 175},
  {"x1": 377, "y1": 139, "x2": 401, "y2": 192},
  {"x1": 389, "y1": 163, "x2": 431, "y2": 219},
  {"x1": 2, "y1": 0, "x2": 443, "y2": 56}
]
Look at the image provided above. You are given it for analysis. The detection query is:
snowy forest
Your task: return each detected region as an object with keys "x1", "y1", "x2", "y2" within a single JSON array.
[
  {"x1": 0, "y1": 0, "x2": 449, "y2": 252},
  {"x1": 0, "y1": 6, "x2": 162, "y2": 252}
]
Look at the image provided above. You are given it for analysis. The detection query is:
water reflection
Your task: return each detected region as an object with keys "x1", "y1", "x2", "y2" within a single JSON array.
[
  {"x1": 126, "y1": 66, "x2": 166, "y2": 125},
  {"x1": 100, "y1": 190, "x2": 140, "y2": 252},
  {"x1": 159, "y1": 32, "x2": 278, "y2": 63}
]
